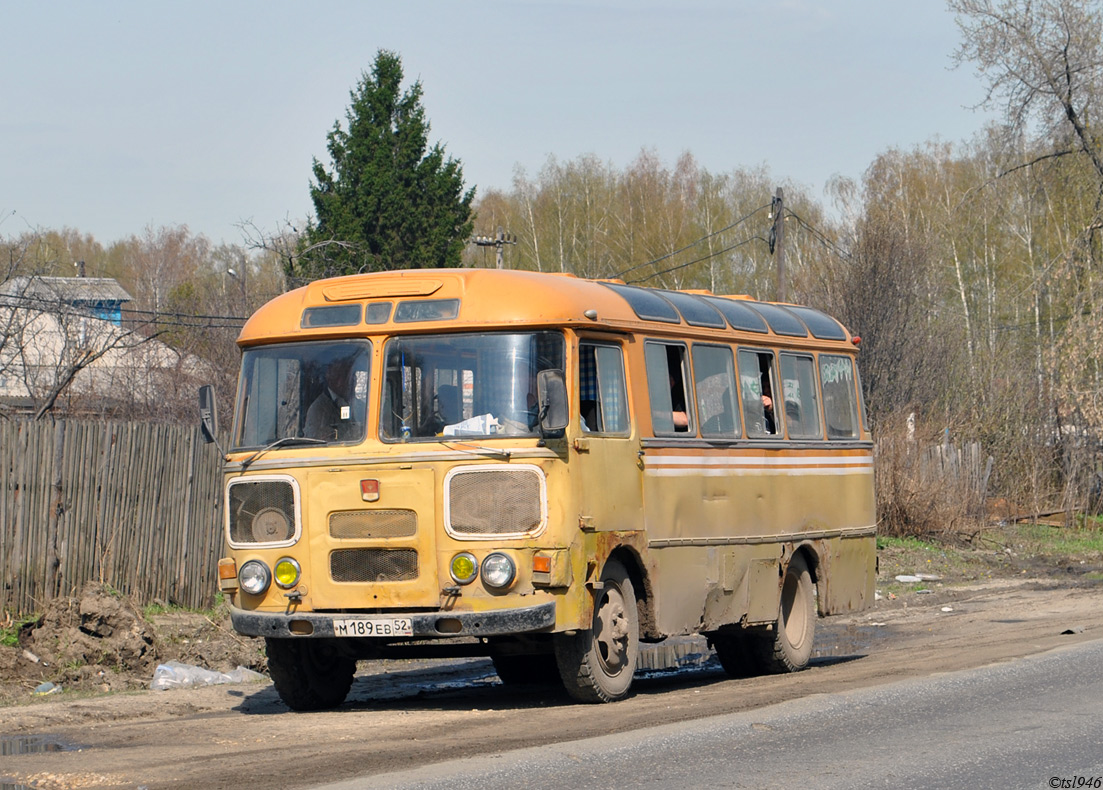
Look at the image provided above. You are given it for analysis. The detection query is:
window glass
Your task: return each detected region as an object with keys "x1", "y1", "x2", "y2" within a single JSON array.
[
  {"x1": 780, "y1": 353, "x2": 823, "y2": 439},
  {"x1": 737, "y1": 349, "x2": 781, "y2": 438},
  {"x1": 703, "y1": 296, "x2": 769, "y2": 333},
  {"x1": 645, "y1": 342, "x2": 692, "y2": 435},
  {"x1": 693, "y1": 345, "x2": 739, "y2": 438},
  {"x1": 234, "y1": 341, "x2": 371, "y2": 449},
  {"x1": 393, "y1": 298, "x2": 460, "y2": 323},
  {"x1": 786, "y1": 306, "x2": 847, "y2": 340},
  {"x1": 380, "y1": 332, "x2": 564, "y2": 441},
  {"x1": 578, "y1": 343, "x2": 629, "y2": 433},
  {"x1": 743, "y1": 303, "x2": 808, "y2": 337},
  {"x1": 819, "y1": 354, "x2": 860, "y2": 439},
  {"x1": 301, "y1": 304, "x2": 362, "y2": 328},
  {"x1": 659, "y1": 290, "x2": 726, "y2": 328},
  {"x1": 602, "y1": 283, "x2": 681, "y2": 323},
  {"x1": 365, "y1": 302, "x2": 392, "y2": 324}
]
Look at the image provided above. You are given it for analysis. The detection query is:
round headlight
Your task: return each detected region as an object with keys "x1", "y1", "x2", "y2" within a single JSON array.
[
  {"x1": 239, "y1": 560, "x2": 271, "y2": 595},
  {"x1": 481, "y1": 553, "x2": 516, "y2": 589},
  {"x1": 450, "y1": 552, "x2": 478, "y2": 585},
  {"x1": 274, "y1": 557, "x2": 301, "y2": 589}
]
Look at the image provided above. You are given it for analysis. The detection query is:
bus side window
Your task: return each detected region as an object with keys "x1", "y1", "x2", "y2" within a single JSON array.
[
  {"x1": 693, "y1": 344, "x2": 739, "y2": 438},
  {"x1": 780, "y1": 352, "x2": 823, "y2": 439},
  {"x1": 579, "y1": 343, "x2": 629, "y2": 434},
  {"x1": 819, "y1": 354, "x2": 860, "y2": 439},
  {"x1": 738, "y1": 348, "x2": 780, "y2": 438},
  {"x1": 645, "y1": 342, "x2": 692, "y2": 435}
]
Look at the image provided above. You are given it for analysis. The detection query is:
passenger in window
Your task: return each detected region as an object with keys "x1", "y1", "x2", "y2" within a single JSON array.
[
  {"x1": 669, "y1": 374, "x2": 689, "y2": 431},
  {"x1": 304, "y1": 356, "x2": 359, "y2": 441},
  {"x1": 761, "y1": 392, "x2": 776, "y2": 434}
]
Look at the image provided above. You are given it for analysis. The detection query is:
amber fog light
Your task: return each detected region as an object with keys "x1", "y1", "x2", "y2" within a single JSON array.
[
  {"x1": 450, "y1": 552, "x2": 478, "y2": 585},
  {"x1": 274, "y1": 557, "x2": 301, "y2": 589}
]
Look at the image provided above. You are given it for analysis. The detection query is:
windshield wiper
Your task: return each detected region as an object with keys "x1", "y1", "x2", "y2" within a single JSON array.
[
  {"x1": 442, "y1": 441, "x2": 512, "y2": 460},
  {"x1": 239, "y1": 436, "x2": 326, "y2": 471}
]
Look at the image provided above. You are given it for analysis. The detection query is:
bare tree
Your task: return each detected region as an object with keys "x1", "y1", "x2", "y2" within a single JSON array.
[{"x1": 951, "y1": 0, "x2": 1103, "y2": 204}]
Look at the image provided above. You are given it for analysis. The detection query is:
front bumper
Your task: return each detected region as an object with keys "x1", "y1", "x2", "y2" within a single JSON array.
[{"x1": 230, "y1": 600, "x2": 557, "y2": 639}]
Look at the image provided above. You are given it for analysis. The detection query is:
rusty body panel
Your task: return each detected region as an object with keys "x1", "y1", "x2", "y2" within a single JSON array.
[{"x1": 218, "y1": 268, "x2": 875, "y2": 674}]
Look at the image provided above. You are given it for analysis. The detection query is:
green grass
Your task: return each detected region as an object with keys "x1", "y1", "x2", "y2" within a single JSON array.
[
  {"x1": 141, "y1": 591, "x2": 225, "y2": 620},
  {"x1": 877, "y1": 535, "x2": 941, "y2": 552},
  {"x1": 1, "y1": 615, "x2": 39, "y2": 647},
  {"x1": 1012, "y1": 523, "x2": 1103, "y2": 556}
]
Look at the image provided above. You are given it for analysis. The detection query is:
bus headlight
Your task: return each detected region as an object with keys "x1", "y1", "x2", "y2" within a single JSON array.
[
  {"x1": 274, "y1": 557, "x2": 301, "y2": 589},
  {"x1": 481, "y1": 553, "x2": 516, "y2": 589},
  {"x1": 450, "y1": 552, "x2": 478, "y2": 585},
  {"x1": 239, "y1": 560, "x2": 271, "y2": 595}
]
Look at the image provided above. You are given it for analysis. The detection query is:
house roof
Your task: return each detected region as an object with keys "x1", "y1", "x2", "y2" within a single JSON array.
[{"x1": 0, "y1": 276, "x2": 132, "y2": 304}]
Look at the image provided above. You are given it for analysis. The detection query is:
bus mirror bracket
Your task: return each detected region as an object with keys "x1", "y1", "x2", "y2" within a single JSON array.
[
  {"x1": 198, "y1": 385, "x2": 225, "y2": 454},
  {"x1": 536, "y1": 369, "x2": 568, "y2": 436}
]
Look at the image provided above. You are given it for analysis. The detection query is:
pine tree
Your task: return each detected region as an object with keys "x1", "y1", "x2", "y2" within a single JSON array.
[{"x1": 297, "y1": 50, "x2": 475, "y2": 280}]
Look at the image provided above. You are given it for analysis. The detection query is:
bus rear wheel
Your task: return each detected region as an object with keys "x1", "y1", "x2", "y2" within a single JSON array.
[
  {"x1": 554, "y1": 558, "x2": 639, "y2": 703},
  {"x1": 265, "y1": 637, "x2": 356, "y2": 711},
  {"x1": 757, "y1": 553, "x2": 816, "y2": 673}
]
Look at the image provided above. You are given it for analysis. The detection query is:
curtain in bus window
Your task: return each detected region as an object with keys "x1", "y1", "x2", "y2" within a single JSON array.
[
  {"x1": 579, "y1": 343, "x2": 628, "y2": 433},
  {"x1": 780, "y1": 353, "x2": 823, "y2": 439},
  {"x1": 693, "y1": 345, "x2": 739, "y2": 438},
  {"x1": 819, "y1": 354, "x2": 860, "y2": 439}
]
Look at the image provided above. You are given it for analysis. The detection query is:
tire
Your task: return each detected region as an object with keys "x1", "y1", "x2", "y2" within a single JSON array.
[
  {"x1": 757, "y1": 553, "x2": 816, "y2": 673},
  {"x1": 265, "y1": 638, "x2": 356, "y2": 712},
  {"x1": 490, "y1": 652, "x2": 560, "y2": 686},
  {"x1": 554, "y1": 558, "x2": 639, "y2": 703}
]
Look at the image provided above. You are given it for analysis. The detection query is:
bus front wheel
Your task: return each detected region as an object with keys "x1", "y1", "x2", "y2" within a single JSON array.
[
  {"x1": 758, "y1": 553, "x2": 816, "y2": 673},
  {"x1": 554, "y1": 558, "x2": 639, "y2": 703},
  {"x1": 265, "y1": 637, "x2": 356, "y2": 711}
]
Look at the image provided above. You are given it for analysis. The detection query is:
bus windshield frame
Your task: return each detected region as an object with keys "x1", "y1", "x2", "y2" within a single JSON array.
[
  {"x1": 232, "y1": 340, "x2": 372, "y2": 451},
  {"x1": 380, "y1": 330, "x2": 566, "y2": 442}
]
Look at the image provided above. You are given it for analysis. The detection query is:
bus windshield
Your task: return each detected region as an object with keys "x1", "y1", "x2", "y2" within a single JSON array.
[
  {"x1": 233, "y1": 340, "x2": 371, "y2": 450},
  {"x1": 381, "y1": 331, "x2": 565, "y2": 441}
]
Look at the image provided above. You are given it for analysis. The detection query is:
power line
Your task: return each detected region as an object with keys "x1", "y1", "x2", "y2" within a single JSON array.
[
  {"x1": 626, "y1": 235, "x2": 767, "y2": 285},
  {"x1": 785, "y1": 210, "x2": 851, "y2": 261},
  {"x1": 612, "y1": 202, "x2": 772, "y2": 280}
]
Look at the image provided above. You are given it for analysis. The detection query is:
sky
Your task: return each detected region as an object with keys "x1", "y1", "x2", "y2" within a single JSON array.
[{"x1": 2, "y1": 0, "x2": 996, "y2": 248}]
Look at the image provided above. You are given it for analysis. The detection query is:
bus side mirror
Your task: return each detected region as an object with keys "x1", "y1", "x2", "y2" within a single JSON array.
[
  {"x1": 537, "y1": 369, "x2": 568, "y2": 434},
  {"x1": 198, "y1": 385, "x2": 219, "y2": 445}
]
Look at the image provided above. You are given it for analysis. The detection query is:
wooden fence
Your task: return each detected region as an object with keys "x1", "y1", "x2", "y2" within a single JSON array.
[{"x1": 0, "y1": 419, "x2": 224, "y2": 616}]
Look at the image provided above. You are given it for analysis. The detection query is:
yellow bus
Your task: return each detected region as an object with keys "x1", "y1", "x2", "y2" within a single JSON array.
[{"x1": 203, "y1": 268, "x2": 875, "y2": 709}]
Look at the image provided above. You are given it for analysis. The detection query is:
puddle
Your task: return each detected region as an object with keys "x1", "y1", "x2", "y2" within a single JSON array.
[
  {"x1": 1, "y1": 734, "x2": 82, "y2": 755},
  {"x1": 812, "y1": 621, "x2": 894, "y2": 658},
  {"x1": 1, "y1": 735, "x2": 83, "y2": 790}
]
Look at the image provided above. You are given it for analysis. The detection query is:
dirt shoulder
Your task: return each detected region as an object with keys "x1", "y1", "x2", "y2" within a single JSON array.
[{"x1": 2, "y1": 532, "x2": 1102, "y2": 790}]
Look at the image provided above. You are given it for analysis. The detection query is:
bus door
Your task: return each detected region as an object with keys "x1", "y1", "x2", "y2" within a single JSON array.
[{"x1": 575, "y1": 339, "x2": 641, "y2": 532}]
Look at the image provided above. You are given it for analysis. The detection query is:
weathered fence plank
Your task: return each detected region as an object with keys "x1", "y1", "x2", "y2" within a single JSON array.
[{"x1": 0, "y1": 418, "x2": 224, "y2": 616}]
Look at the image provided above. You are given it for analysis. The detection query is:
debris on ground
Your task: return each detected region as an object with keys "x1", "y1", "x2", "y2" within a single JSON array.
[{"x1": 0, "y1": 582, "x2": 265, "y2": 704}]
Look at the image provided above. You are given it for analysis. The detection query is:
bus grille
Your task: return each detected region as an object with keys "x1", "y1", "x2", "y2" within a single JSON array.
[
  {"x1": 330, "y1": 509, "x2": 417, "y2": 539},
  {"x1": 330, "y1": 549, "x2": 418, "y2": 582},
  {"x1": 227, "y1": 479, "x2": 296, "y2": 545},
  {"x1": 446, "y1": 467, "x2": 545, "y2": 537}
]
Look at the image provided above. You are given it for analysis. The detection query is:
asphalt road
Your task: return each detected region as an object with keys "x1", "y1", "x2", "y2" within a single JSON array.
[{"x1": 312, "y1": 639, "x2": 1103, "y2": 790}]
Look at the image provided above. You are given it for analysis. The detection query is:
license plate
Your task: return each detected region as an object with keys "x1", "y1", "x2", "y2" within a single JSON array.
[{"x1": 333, "y1": 618, "x2": 413, "y2": 637}]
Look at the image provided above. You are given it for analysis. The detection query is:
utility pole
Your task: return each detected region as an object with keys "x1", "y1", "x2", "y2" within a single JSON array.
[
  {"x1": 472, "y1": 227, "x2": 516, "y2": 269},
  {"x1": 770, "y1": 187, "x2": 787, "y2": 302}
]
